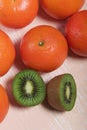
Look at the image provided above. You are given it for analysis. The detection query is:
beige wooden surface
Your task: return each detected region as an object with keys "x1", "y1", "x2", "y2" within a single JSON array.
[{"x1": 0, "y1": 1, "x2": 87, "y2": 130}]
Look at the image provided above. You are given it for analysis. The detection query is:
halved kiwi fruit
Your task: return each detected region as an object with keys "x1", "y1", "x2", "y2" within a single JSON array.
[
  {"x1": 46, "y1": 73, "x2": 77, "y2": 111},
  {"x1": 12, "y1": 69, "x2": 46, "y2": 106}
]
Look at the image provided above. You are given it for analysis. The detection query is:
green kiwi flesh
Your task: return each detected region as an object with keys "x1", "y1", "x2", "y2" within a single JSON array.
[
  {"x1": 47, "y1": 73, "x2": 77, "y2": 111},
  {"x1": 12, "y1": 69, "x2": 46, "y2": 106}
]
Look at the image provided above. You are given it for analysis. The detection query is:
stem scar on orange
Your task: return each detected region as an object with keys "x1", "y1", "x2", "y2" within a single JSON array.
[
  {"x1": 0, "y1": 30, "x2": 15, "y2": 76},
  {"x1": 20, "y1": 25, "x2": 68, "y2": 72},
  {"x1": 0, "y1": 84, "x2": 9, "y2": 123}
]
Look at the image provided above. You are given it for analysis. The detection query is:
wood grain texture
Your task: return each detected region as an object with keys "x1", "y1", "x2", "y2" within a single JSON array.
[{"x1": 0, "y1": 1, "x2": 87, "y2": 129}]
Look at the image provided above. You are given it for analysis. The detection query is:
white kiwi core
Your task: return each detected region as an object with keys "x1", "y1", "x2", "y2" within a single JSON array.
[
  {"x1": 25, "y1": 81, "x2": 34, "y2": 94},
  {"x1": 65, "y1": 85, "x2": 70, "y2": 100}
]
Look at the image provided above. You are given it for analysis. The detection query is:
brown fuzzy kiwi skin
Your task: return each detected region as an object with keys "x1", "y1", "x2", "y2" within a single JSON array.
[{"x1": 46, "y1": 75, "x2": 67, "y2": 111}]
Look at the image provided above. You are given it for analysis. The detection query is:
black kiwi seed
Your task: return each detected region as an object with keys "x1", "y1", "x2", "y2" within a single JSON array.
[
  {"x1": 46, "y1": 73, "x2": 77, "y2": 111},
  {"x1": 12, "y1": 69, "x2": 46, "y2": 106}
]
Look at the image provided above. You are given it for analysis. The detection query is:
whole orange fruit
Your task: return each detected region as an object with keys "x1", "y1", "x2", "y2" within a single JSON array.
[
  {"x1": 0, "y1": 84, "x2": 9, "y2": 123},
  {"x1": 0, "y1": 0, "x2": 39, "y2": 28},
  {"x1": 20, "y1": 25, "x2": 68, "y2": 72},
  {"x1": 40, "y1": 0, "x2": 85, "y2": 19},
  {"x1": 0, "y1": 30, "x2": 15, "y2": 76},
  {"x1": 65, "y1": 10, "x2": 87, "y2": 57}
]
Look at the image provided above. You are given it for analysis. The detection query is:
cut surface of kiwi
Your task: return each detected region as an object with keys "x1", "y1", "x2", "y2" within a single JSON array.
[
  {"x1": 12, "y1": 69, "x2": 46, "y2": 106},
  {"x1": 47, "y1": 73, "x2": 77, "y2": 111}
]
